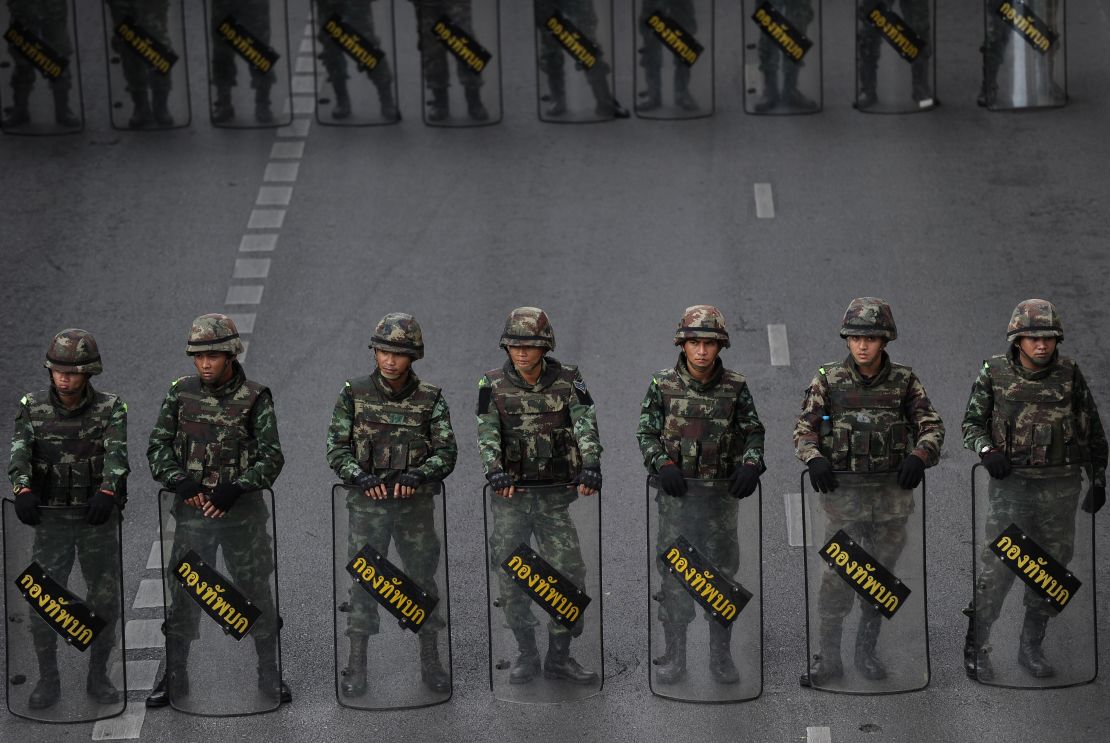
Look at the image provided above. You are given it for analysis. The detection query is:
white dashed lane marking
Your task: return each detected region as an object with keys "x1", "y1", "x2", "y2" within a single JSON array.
[
  {"x1": 270, "y1": 141, "x2": 305, "y2": 159},
  {"x1": 233, "y1": 258, "x2": 272, "y2": 279},
  {"x1": 248, "y1": 209, "x2": 286, "y2": 229},
  {"x1": 807, "y1": 727, "x2": 832, "y2": 743},
  {"x1": 124, "y1": 619, "x2": 165, "y2": 650},
  {"x1": 132, "y1": 579, "x2": 164, "y2": 609},
  {"x1": 785, "y1": 492, "x2": 805, "y2": 547},
  {"x1": 263, "y1": 162, "x2": 299, "y2": 182},
  {"x1": 92, "y1": 707, "x2": 146, "y2": 740},
  {"x1": 767, "y1": 323, "x2": 790, "y2": 366},
  {"x1": 257, "y1": 186, "x2": 294, "y2": 206},
  {"x1": 754, "y1": 182, "x2": 775, "y2": 218},
  {"x1": 225, "y1": 285, "x2": 265, "y2": 305},
  {"x1": 226, "y1": 313, "x2": 257, "y2": 333},
  {"x1": 278, "y1": 118, "x2": 311, "y2": 137},
  {"x1": 240, "y1": 234, "x2": 278, "y2": 252}
]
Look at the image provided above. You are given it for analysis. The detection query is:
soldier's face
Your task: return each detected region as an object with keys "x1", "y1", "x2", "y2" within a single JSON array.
[
  {"x1": 1017, "y1": 336, "x2": 1057, "y2": 367},
  {"x1": 683, "y1": 339, "x2": 720, "y2": 370},
  {"x1": 50, "y1": 370, "x2": 87, "y2": 397},
  {"x1": 375, "y1": 350, "x2": 412, "y2": 380},
  {"x1": 508, "y1": 345, "x2": 544, "y2": 374},
  {"x1": 193, "y1": 351, "x2": 232, "y2": 384},
  {"x1": 847, "y1": 336, "x2": 885, "y2": 369}
]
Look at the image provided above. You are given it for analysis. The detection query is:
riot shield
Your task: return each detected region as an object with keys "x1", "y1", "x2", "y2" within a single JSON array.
[
  {"x1": 102, "y1": 0, "x2": 191, "y2": 130},
  {"x1": 332, "y1": 482, "x2": 452, "y2": 709},
  {"x1": 634, "y1": 0, "x2": 714, "y2": 119},
  {"x1": 970, "y1": 464, "x2": 1095, "y2": 688},
  {"x1": 413, "y1": 0, "x2": 501, "y2": 127},
  {"x1": 800, "y1": 470, "x2": 928, "y2": 694},
  {"x1": 203, "y1": 0, "x2": 292, "y2": 128},
  {"x1": 646, "y1": 478, "x2": 762, "y2": 703},
  {"x1": 854, "y1": 0, "x2": 935, "y2": 113},
  {"x1": 982, "y1": 0, "x2": 1065, "y2": 110},
  {"x1": 312, "y1": 0, "x2": 400, "y2": 126},
  {"x1": 158, "y1": 488, "x2": 283, "y2": 716},
  {"x1": 534, "y1": 0, "x2": 621, "y2": 123},
  {"x1": 0, "y1": 0, "x2": 83, "y2": 135},
  {"x1": 742, "y1": 0, "x2": 821, "y2": 114},
  {"x1": 484, "y1": 482, "x2": 603, "y2": 702},
  {"x1": 3, "y1": 502, "x2": 126, "y2": 723}
]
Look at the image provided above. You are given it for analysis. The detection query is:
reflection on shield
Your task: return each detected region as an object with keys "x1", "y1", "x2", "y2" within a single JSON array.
[
  {"x1": 311, "y1": 0, "x2": 400, "y2": 126},
  {"x1": 854, "y1": 0, "x2": 936, "y2": 113},
  {"x1": 413, "y1": 0, "x2": 502, "y2": 127},
  {"x1": 981, "y1": 0, "x2": 1066, "y2": 110},
  {"x1": 332, "y1": 483, "x2": 452, "y2": 709},
  {"x1": 0, "y1": 0, "x2": 83, "y2": 135},
  {"x1": 633, "y1": 0, "x2": 714, "y2": 119},
  {"x1": 741, "y1": 0, "x2": 822, "y2": 114},
  {"x1": 971, "y1": 463, "x2": 1095, "y2": 688},
  {"x1": 647, "y1": 478, "x2": 763, "y2": 703},
  {"x1": 533, "y1": 0, "x2": 620, "y2": 123},
  {"x1": 3, "y1": 503, "x2": 126, "y2": 722},
  {"x1": 800, "y1": 470, "x2": 928, "y2": 694}
]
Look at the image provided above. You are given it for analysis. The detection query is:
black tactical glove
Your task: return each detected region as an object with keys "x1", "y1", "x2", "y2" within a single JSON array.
[
  {"x1": 175, "y1": 477, "x2": 204, "y2": 501},
  {"x1": 14, "y1": 490, "x2": 41, "y2": 526},
  {"x1": 397, "y1": 471, "x2": 425, "y2": 490},
  {"x1": 86, "y1": 491, "x2": 117, "y2": 526},
  {"x1": 354, "y1": 471, "x2": 383, "y2": 491},
  {"x1": 729, "y1": 464, "x2": 761, "y2": 499},
  {"x1": 1082, "y1": 485, "x2": 1106, "y2": 514},
  {"x1": 487, "y1": 470, "x2": 514, "y2": 492},
  {"x1": 578, "y1": 467, "x2": 603, "y2": 491},
  {"x1": 209, "y1": 482, "x2": 245, "y2": 512},
  {"x1": 657, "y1": 463, "x2": 687, "y2": 498},
  {"x1": 807, "y1": 458, "x2": 838, "y2": 493},
  {"x1": 897, "y1": 455, "x2": 926, "y2": 490},
  {"x1": 981, "y1": 450, "x2": 1011, "y2": 480}
]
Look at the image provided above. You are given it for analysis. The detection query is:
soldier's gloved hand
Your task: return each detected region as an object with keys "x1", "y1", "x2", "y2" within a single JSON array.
[
  {"x1": 175, "y1": 477, "x2": 204, "y2": 501},
  {"x1": 354, "y1": 471, "x2": 383, "y2": 491},
  {"x1": 807, "y1": 458, "x2": 838, "y2": 493},
  {"x1": 486, "y1": 470, "x2": 514, "y2": 492},
  {"x1": 657, "y1": 463, "x2": 687, "y2": 497},
  {"x1": 981, "y1": 450, "x2": 1011, "y2": 480},
  {"x1": 578, "y1": 467, "x2": 602, "y2": 492},
  {"x1": 729, "y1": 464, "x2": 761, "y2": 499},
  {"x1": 396, "y1": 471, "x2": 425, "y2": 490},
  {"x1": 897, "y1": 455, "x2": 926, "y2": 490},
  {"x1": 1082, "y1": 485, "x2": 1106, "y2": 514},
  {"x1": 14, "y1": 489, "x2": 41, "y2": 526},
  {"x1": 86, "y1": 491, "x2": 117, "y2": 526},
  {"x1": 209, "y1": 482, "x2": 245, "y2": 512}
]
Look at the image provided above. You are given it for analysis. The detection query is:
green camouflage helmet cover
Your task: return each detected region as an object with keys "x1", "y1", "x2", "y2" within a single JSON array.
[
  {"x1": 186, "y1": 313, "x2": 244, "y2": 356},
  {"x1": 499, "y1": 307, "x2": 555, "y2": 351},
  {"x1": 840, "y1": 297, "x2": 897, "y2": 341},
  {"x1": 674, "y1": 305, "x2": 730, "y2": 348},
  {"x1": 44, "y1": 328, "x2": 102, "y2": 375},
  {"x1": 369, "y1": 312, "x2": 425, "y2": 359},
  {"x1": 1007, "y1": 298, "x2": 1064, "y2": 342}
]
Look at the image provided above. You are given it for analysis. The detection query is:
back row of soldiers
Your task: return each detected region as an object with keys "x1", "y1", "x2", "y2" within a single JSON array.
[{"x1": 7, "y1": 297, "x2": 1104, "y2": 716}]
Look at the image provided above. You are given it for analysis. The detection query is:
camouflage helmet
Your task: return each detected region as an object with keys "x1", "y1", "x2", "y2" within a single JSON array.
[
  {"x1": 840, "y1": 297, "x2": 898, "y2": 341},
  {"x1": 673, "y1": 305, "x2": 730, "y2": 349},
  {"x1": 186, "y1": 313, "x2": 244, "y2": 356},
  {"x1": 369, "y1": 312, "x2": 424, "y2": 359},
  {"x1": 499, "y1": 307, "x2": 555, "y2": 351},
  {"x1": 44, "y1": 328, "x2": 102, "y2": 375},
  {"x1": 1007, "y1": 298, "x2": 1064, "y2": 343}
]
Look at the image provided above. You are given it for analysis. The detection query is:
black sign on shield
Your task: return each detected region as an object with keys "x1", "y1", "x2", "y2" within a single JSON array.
[
  {"x1": 115, "y1": 17, "x2": 179, "y2": 75},
  {"x1": 865, "y1": 2, "x2": 926, "y2": 62},
  {"x1": 989, "y1": 523, "x2": 1080, "y2": 613},
  {"x1": 501, "y1": 543, "x2": 590, "y2": 630},
  {"x1": 15, "y1": 563, "x2": 107, "y2": 652},
  {"x1": 433, "y1": 16, "x2": 492, "y2": 75},
  {"x1": 644, "y1": 13, "x2": 705, "y2": 67},
  {"x1": 216, "y1": 16, "x2": 281, "y2": 74},
  {"x1": 173, "y1": 550, "x2": 262, "y2": 640},
  {"x1": 819, "y1": 529, "x2": 910, "y2": 619},
  {"x1": 995, "y1": 1, "x2": 1057, "y2": 53},
  {"x1": 751, "y1": 2, "x2": 813, "y2": 62},
  {"x1": 540, "y1": 10, "x2": 601, "y2": 70},
  {"x1": 660, "y1": 536, "x2": 752, "y2": 627},
  {"x1": 3, "y1": 23, "x2": 68, "y2": 80},
  {"x1": 346, "y1": 543, "x2": 439, "y2": 633},
  {"x1": 322, "y1": 14, "x2": 386, "y2": 74}
]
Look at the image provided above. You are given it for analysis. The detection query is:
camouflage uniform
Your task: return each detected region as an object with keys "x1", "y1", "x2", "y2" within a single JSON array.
[
  {"x1": 754, "y1": 0, "x2": 816, "y2": 111},
  {"x1": 534, "y1": 0, "x2": 624, "y2": 117},
  {"x1": 2, "y1": 0, "x2": 80, "y2": 128},
  {"x1": 637, "y1": 0, "x2": 697, "y2": 110},
  {"x1": 315, "y1": 0, "x2": 396, "y2": 119},
  {"x1": 963, "y1": 300, "x2": 1107, "y2": 680},
  {"x1": 105, "y1": 0, "x2": 176, "y2": 127},
  {"x1": 209, "y1": 0, "x2": 276, "y2": 122},
  {"x1": 980, "y1": 0, "x2": 1063, "y2": 106},
  {"x1": 856, "y1": 0, "x2": 931, "y2": 104}
]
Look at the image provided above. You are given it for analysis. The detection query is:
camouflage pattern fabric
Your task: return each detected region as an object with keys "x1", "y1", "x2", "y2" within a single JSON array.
[
  {"x1": 534, "y1": 0, "x2": 611, "y2": 83},
  {"x1": 105, "y1": 0, "x2": 175, "y2": 93},
  {"x1": 369, "y1": 312, "x2": 424, "y2": 359},
  {"x1": 672, "y1": 304, "x2": 729, "y2": 348},
  {"x1": 5, "y1": 0, "x2": 74, "y2": 89},
  {"x1": 315, "y1": 0, "x2": 393, "y2": 87},
  {"x1": 412, "y1": 0, "x2": 483, "y2": 90},
  {"x1": 637, "y1": 0, "x2": 698, "y2": 86},
  {"x1": 839, "y1": 296, "x2": 898, "y2": 341},
  {"x1": 43, "y1": 329, "x2": 102, "y2": 375},
  {"x1": 1006, "y1": 298, "x2": 1064, "y2": 342},
  {"x1": 499, "y1": 306, "x2": 556, "y2": 351},
  {"x1": 858, "y1": 0, "x2": 931, "y2": 67},
  {"x1": 757, "y1": 0, "x2": 815, "y2": 72},
  {"x1": 186, "y1": 313, "x2": 244, "y2": 356},
  {"x1": 210, "y1": 0, "x2": 275, "y2": 88}
]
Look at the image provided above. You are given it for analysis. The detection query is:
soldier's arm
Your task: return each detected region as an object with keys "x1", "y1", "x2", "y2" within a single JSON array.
[
  {"x1": 904, "y1": 374, "x2": 944, "y2": 466},
  {"x1": 8, "y1": 398, "x2": 34, "y2": 492},
  {"x1": 99, "y1": 398, "x2": 130, "y2": 496},
  {"x1": 238, "y1": 390, "x2": 284, "y2": 491},
  {"x1": 733, "y1": 382, "x2": 767, "y2": 471},
  {"x1": 325, "y1": 383, "x2": 363, "y2": 483},
  {"x1": 475, "y1": 375, "x2": 504, "y2": 475},
  {"x1": 416, "y1": 393, "x2": 457, "y2": 482},
  {"x1": 1074, "y1": 366, "x2": 1108, "y2": 488},
  {"x1": 146, "y1": 383, "x2": 187, "y2": 488},
  {"x1": 793, "y1": 372, "x2": 828, "y2": 464},
  {"x1": 568, "y1": 369, "x2": 602, "y2": 469},
  {"x1": 635, "y1": 377, "x2": 670, "y2": 473},
  {"x1": 961, "y1": 363, "x2": 994, "y2": 454}
]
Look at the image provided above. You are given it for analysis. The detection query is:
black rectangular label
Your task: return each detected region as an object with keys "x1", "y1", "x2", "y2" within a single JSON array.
[
  {"x1": 866, "y1": 2, "x2": 926, "y2": 62},
  {"x1": 990, "y1": 523, "x2": 1079, "y2": 613},
  {"x1": 16, "y1": 562, "x2": 106, "y2": 652},
  {"x1": 996, "y1": 1, "x2": 1057, "y2": 54},
  {"x1": 174, "y1": 550, "x2": 262, "y2": 641},
  {"x1": 346, "y1": 543, "x2": 438, "y2": 633},
  {"x1": 820, "y1": 529, "x2": 910, "y2": 619},
  {"x1": 541, "y1": 11, "x2": 600, "y2": 70},
  {"x1": 644, "y1": 12, "x2": 704, "y2": 67},
  {"x1": 502, "y1": 543, "x2": 590, "y2": 629},
  {"x1": 217, "y1": 16, "x2": 280, "y2": 73},
  {"x1": 3, "y1": 23, "x2": 68, "y2": 80},
  {"x1": 322, "y1": 14, "x2": 384, "y2": 72},
  {"x1": 751, "y1": 2, "x2": 812, "y2": 62},
  {"x1": 433, "y1": 16, "x2": 491, "y2": 75},
  {"x1": 115, "y1": 17, "x2": 178, "y2": 75},
  {"x1": 661, "y1": 536, "x2": 752, "y2": 626}
]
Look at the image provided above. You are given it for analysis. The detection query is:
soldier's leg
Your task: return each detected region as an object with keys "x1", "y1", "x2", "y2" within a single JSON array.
[
  {"x1": 780, "y1": 0, "x2": 816, "y2": 109},
  {"x1": 447, "y1": 0, "x2": 489, "y2": 120},
  {"x1": 536, "y1": 0, "x2": 568, "y2": 115},
  {"x1": 965, "y1": 480, "x2": 1021, "y2": 680},
  {"x1": 802, "y1": 504, "x2": 857, "y2": 686},
  {"x1": 901, "y1": 0, "x2": 932, "y2": 100},
  {"x1": 489, "y1": 495, "x2": 542, "y2": 683},
  {"x1": 107, "y1": 0, "x2": 154, "y2": 128},
  {"x1": 77, "y1": 522, "x2": 123, "y2": 703},
  {"x1": 852, "y1": 510, "x2": 910, "y2": 681},
  {"x1": 856, "y1": 2, "x2": 881, "y2": 105},
  {"x1": 415, "y1": 1, "x2": 451, "y2": 120},
  {"x1": 653, "y1": 494, "x2": 695, "y2": 683},
  {"x1": 668, "y1": 0, "x2": 698, "y2": 109},
  {"x1": 979, "y1": 1, "x2": 1010, "y2": 106},
  {"x1": 637, "y1": 0, "x2": 665, "y2": 110},
  {"x1": 210, "y1": 0, "x2": 239, "y2": 121},
  {"x1": 26, "y1": 526, "x2": 78, "y2": 709},
  {"x1": 39, "y1": 0, "x2": 79, "y2": 126},
  {"x1": 243, "y1": 0, "x2": 277, "y2": 123},
  {"x1": 316, "y1": 0, "x2": 351, "y2": 118},
  {"x1": 393, "y1": 494, "x2": 449, "y2": 692},
  {"x1": 341, "y1": 500, "x2": 393, "y2": 696},
  {"x1": 701, "y1": 497, "x2": 741, "y2": 683},
  {"x1": 145, "y1": 1, "x2": 177, "y2": 126},
  {"x1": 572, "y1": 0, "x2": 627, "y2": 117}
]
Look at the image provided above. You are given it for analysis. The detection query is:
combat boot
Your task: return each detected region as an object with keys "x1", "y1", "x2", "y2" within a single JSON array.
[
  {"x1": 332, "y1": 78, "x2": 351, "y2": 120},
  {"x1": 545, "y1": 73, "x2": 567, "y2": 117},
  {"x1": 753, "y1": 71, "x2": 779, "y2": 113},
  {"x1": 708, "y1": 622, "x2": 740, "y2": 684},
  {"x1": 856, "y1": 61, "x2": 878, "y2": 109},
  {"x1": 465, "y1": 86, "x2": 489, "y2": 121},
  {"x1": 588, "y1": 72, "x2": 629, "y2": 119},
  {"x1": 375, "y1": 80, "x2": 399, "y2": 121},
  {"x1": 212, "y1": 86, "x2": 235, "y2": 123},
  {"x1": 854, "y1": 610, "x2": 887, "y2": 681},
  {"x1": 544, "y1": 632, "x2": 598, "y2": 685},
  {"x1": 1017, "y1": 611, "x2": 1056, "y2": 678},
  {"x1": 254, "y1": 84, "x2": 274, "y2": 124},
  {"x1": 28, "y1": 643, "x2": 60, "y2": 710},
  {"x1": 638, "y1": 66, "x2": 662, "y2": 112},
  {"x1": 509, "y1": 627, "x2": 541, "y2": 684},
  {"x1": 52, "y1": 82, "x2": 80, "y2": 127},
  {"x1": 427, "y1": 87, "x2": 449, "y2": 122},
  {"x1": 674, "y1": 65, "x2": 697, "y2": 112},
  {"x1": 2, "y1": 85, "x2": 32, "y2": 128},
  {"x1": 340, "y1": 635, "x2": 368, "y2": 697},
  {"x1": 256, "y1": 637, "x2": 292, "y2": 704},
  {"x1": 147, "y1": 637, "x2": 189, "y2": 707},
  {"x1": 653, "y1": 623, "x2": 687, "y2": 685},
  {"x1": 151, "y1": 82, "x2": 174, "y2": 127},
  {"x1": 911, "y1": 60, "x2": 932, "y2": 103},
  {"x1": 418, "y1": 632, "x2": 450, "y2": 693},
  {"x1": 128, "y1": 88, "x2": 153, "y2": 129},
  {"x1": 782, "y1": 64, "x2": 817, "y2": 112},
  {"x1": 800, "y1": 620, "x2": 843, "y2": 687},
  {"x1": 87, "y1": 638, "x2": 122, "y2": 704},
  {"x1": 962, "y1": 611, "x2": 993, "y2": 682}
]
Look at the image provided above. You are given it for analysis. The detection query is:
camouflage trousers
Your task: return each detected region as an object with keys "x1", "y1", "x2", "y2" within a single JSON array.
[
  {"x1": 637, "y1": 0, "x2": 697, "y2": 76},
  {"x1": 413, "y1": 0, "x2": 482, "y2": 90},
  {"x1": 210, "y1": 0, "x2": 275, "y2": 89},
  {"x1": 757, "y1": 0, "x2": 815, "y2": 72},
  {"x1": 654, "y1": 490, "x2": 738, "y2": 626},
  {"x1": 535, "y1": 0, "x2": 611, "y2": 83},
  {"x1": 5, "y1": 0, "x2": 73, "y2": 90},
  {"x1": 315, "y1": 0, "x2": 393, "y2": 87},
  {"x1": 344, "y1": 487, "x2": 445, "y2": 637},
  {"x1": 858, "y1": 0, "x2": 930, "y2": 66},
  {"x1": 489, "y1": 484, "x2": 587, "y2": 638},
  {"x1": 105, "y1": 0, "x2": 174, "y2": 93}
]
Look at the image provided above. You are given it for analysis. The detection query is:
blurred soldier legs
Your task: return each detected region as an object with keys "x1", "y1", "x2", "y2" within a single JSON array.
[
  {"x1": 107, "y1": 0, "x2": 176, "y2": 127},
  {"x1": 754, "y1": 0, "x2": 816, "y2": 112},
  {"x1": 637, "y1": 0, "x2": 697, "y2": 112},
  {"x1": 316, "y1": 0, "x2": 397, "y2": 121},
  {"x1": 3, "y1": 0, "x2": 79, "y2": 127},
  {"x1": 210, "y1": 0, "x2": 276, "y2": 123},
  {"x1": 414, "y1": 1, "x2": 488, "y2": 121},
  {"x1": 536, "y1": 0, "x2": 626, "y2": 118},
  {"x1": 856, "y1": 0, "x2": 931, "y2": 107}
]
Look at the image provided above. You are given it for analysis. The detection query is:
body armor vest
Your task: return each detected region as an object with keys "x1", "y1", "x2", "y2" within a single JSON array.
[
  {"x1": 172, "y1": 376, "x2": 264, "y2": 488},
  {"x1": 488, "y1": 365, "x2": 580, "y2": 482},
  {"x1": 655, "y1": 367, "x2": 746, "y2": 479},
  {"x1": 819, "y1": 361, "x2": 914, "y2": 472},
  {"x1": 349, "y1": 376, "x2": 440, "y2": 474},
  {"x1": 987, "y1": 355, "x2": 1084, "y2": 466},
  {"x1": 27, "y1": 389, "x2": 115, "y2": 505}
]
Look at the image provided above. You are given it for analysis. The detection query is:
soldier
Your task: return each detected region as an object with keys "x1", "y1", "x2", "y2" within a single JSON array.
[
  {"x1": 210, "y1": 0, "x2": 278, "y2": 123},
  {"x1": 409, "y1": 0, "x2": 488, "y2": 121},
  {"x1": 326, "y1": 313, "x2": 455, "y2": 696},
  {"x1": 535, "y1": 0, "x2": 629, "y2": 118},
  {"x1": 856, "y1": 0, "x2": 931, "y2": 107},
  {"x1": 145, "y1": 314, "x2": 290, "y2": 707},
  {"x1": 979, "y1": 0, "x2": 1063, "y2": 107},
  {"x1": 105, "y1": 0, "x2": 177, "y2": 128},
  {"x1": 753, "y1": 0, "x2": 817, "y2": 113},
  {"x1": 962, "y1": 299, "x2": 1106, "y2": 680},
  {"x1": 794, "y1": 298, "x2": 944, "y2": 687},
  {"x1": 315, "y1": 0, "x2": 398, "y2": 121},
  {"x1": 478, "y1": 307, "x2": 603, "y2": 685},
  {"x1": 636, "y1": 305, "x2": 765, "y2": 684},
  {"x1": 637, "y1": 0, "x2": 698, "y2": 112},
  {"x1": 2, "y1": 0, "x2": 80, "y2": 128},
  {"x1": 7, "y1": 329, "x2": 127, "y2": 710}
]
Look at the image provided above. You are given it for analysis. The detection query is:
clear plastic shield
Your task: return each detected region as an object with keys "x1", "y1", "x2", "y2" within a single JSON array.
[
  {"x1": 855, "y1": 0, "x2": 935, "y2": 113},
  {"x1": 534, "y1": 0, "x2": 620, "y2": 123},
  {"x1": 647, "y1": 478, "x2": 762, "y2": 703},
  {"x1": 203, "y1": 0, "x2": 292, "y2": 128},
  {"x1": 742, "y1": 0, "x2": 821, "y2": 114},
  {"x1": 634, "y1": 0, "x2": 714, "y2": 119},
  {"x1": 312, "y1": 0, "x2": 400, "y2": 126},
  {"x1": 982, "y1": 0, "x2": 1065, "y2": 110},
  {"x1": 484, "y1": 483, "x2": 603, "y2": 703},
  {"x1": 0, "y1": 0, "x2": 83, "y2": 135},
  {"x1": 332, "y1": 483, "x2": 452, "y2": 709},
  {"x1": 970, "y1": 464, "x2": 1095, "y2": 688},
  {"x1": 801, "y1": 470, "x2": 928, "y2": 694},
  {"x1": 3, "y1": 503, "x2": 126, "y2": 723},
  {"x1": 414, "y1": 0, "x2": 501, "y2": 127},
  {"x1": 102, "y1": 0, "x2": 191, "y2": 130},
  {"x1": 158, "y1": 488, "x2": 283, "y2": 716}
]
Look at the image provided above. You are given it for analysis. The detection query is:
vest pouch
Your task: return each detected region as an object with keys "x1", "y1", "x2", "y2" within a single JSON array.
[
  {"x1": 699, "y1": 441, "x2": 720, "y2": 479},
  {"x1": 1060, "y1": 417, "x2": 1087, "y2": 463},
  {"x1": 68, "y1": 460, "x2": 95, "y2": 504},
  {"x1": 184, "y1": 438, "x2": 207, "y2": 479},
  {"x1": 990, "y1": 417, "x2": 1009, "y2": 451},
  {"x1": 202, "y1": 442, "x2": 221, "y2": 488},
  {"x1": 824, "y1": 422, "x2": 852, "y2": 470},
  {"x1": 238, "y1": 439, "x2": 257, "y2": 474},
  {"x1": 503, "y1": 436, "x2": 524, "y2": 478},
  {"x1": 372, "y1": 444, "x2": 392, "y2": 472},
  {"x1": 407, "y1": 440, "x2": 429, "y2": 468},
  {"x1": 551, "y1": 429, "x2": 575, "y2": 481},
  {"x1": 1030, "y1": 422, "x2": 1055, "y2": 466},
  {"x1": 389, "y1": 443, "x2": 408, "y2": 469},
  {"x1": 355, "y1": 438, "x2": 372, "y2": 471},
  {"x1": 851, "y1": 429, "x2": 872, "y2": 471},
  {"x1": 532, "y1": 432, "x2": 555, "y2": 480},
  {"x1": 679, "y1": 437, "x2": 699, "y2": 478}
]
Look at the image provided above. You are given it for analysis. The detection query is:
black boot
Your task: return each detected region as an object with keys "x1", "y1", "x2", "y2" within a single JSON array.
[
  {"x1": 753, "y1": 70, "x2": 780, "y2": 113},
  {"x1": 28, "y1": 643, "x2": 60, "y2": 710},
  {"x1": 375, "y1": 79, "x2": 399, "y2": 121},
  {"x1": 147, "y1": 637, "x2": 189, "y2": 707},
  {"x1": 340, "y1": 635, "x2": 367, "y2": 697},
  {"x1": 638, "y1": 66, "x2": 662, "y2": 112},
  {"x1": 128, "y1": 88, "x2": 153, "y2": 129},
  {"x1": 653, "y1": 623, "x2": 687, "y2": 685},
  {"x1": 854, "y1": 610, "x2": 887, "y2": 681},
  {"x1": 2, "y1": 84, "x2": 32, "y2": 128},
  {"x1": 212, "y1": 86, "x2": 234, "y2": 123},
  {"x1": 151, "y1": 82, "x2": 174, "y2": 127},
  {"x1": 509, "y1": 627, "x2": 540, "y2": 684},
  {"x1": 427, "y1": 87, "x2": 449, "y2": 122},
  {"x1": 52, "y1": 82, "x2": 80, "y2": 127},
  {"x1": 86, "y1": 638, "x2": 122, "y2": 704},
  {"x1": 674, "y1": 65, "x2": 697, "y2": 111},
  {"x1": 857, "y1": 61, "x2": 878, "y2": 108},
  {"x1": 464, "y1": 86, "x2": 489, "y2": 121},
  {"x1": 545, "y1": 73, "x2": 567, "y2": 117},
  {"x1": 254, "y1": 84, "x2": 273, "y2": 124},
  {"x1": 963, "y1": 612, "x2": 994, "y2": 682},
  {"x1": 419, "y1": 632, "x2": 450, "y2": 693},
  {"x1": 708, "y1": 622, "x2": 740, "y2": 684},
  {"x1": 782, "y1": 63, "x2": 817, "y2": 111},
  {"x1": 800, "y1": 620, "x2": 843, "y2": 687},
  {"x1": 1017, "y1": 611, "x2": 1056, "y2": 678},
  {"x1": 544, "y1": 632, "x2": 598, "y2": 685},
  {"x1": 588, "y1": 71, "x2": 629, "y2": 119},
  {"x1": 332, "y1": 77, "x2": 351, "y2": 120},
  {"x1": 256, "y1": 638, "x2": 291, "y2": 703}
]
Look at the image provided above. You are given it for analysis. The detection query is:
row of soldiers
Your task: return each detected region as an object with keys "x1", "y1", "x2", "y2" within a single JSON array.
[{"x1": 6, "y1": 298, "x2": 1104, "y2": 715}]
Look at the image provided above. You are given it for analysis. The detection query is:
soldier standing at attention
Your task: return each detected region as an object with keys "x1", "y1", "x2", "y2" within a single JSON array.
[
  {"x1": 2, "y1": 0, "x2": 81, "y2": 128},
  {"x1": 409, "y1": 0, "x2": 488, "y2": 121},
  {"x1": 314, "y1": 0, "x2": 398, "y2": 120}
]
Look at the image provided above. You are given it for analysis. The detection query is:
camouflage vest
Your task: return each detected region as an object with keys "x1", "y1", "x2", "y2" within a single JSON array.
[
  {"x1": 487, "y1": 365, "x2": 580, "y2": 482},
  {"x1": 986, "y1": 355, "x2": 1084, "y2": 466},
  {"x1": 172, "y1": 376, "x2": 265, "y2": 488},
  {"x1": 819, "y1": 361, "x2": 914, "y2": 472},
  {"x1": 655, "y1": 367, "x2": 747, "y2": 479},
  {"x1": 349, "y1": 375, "x2": 440, "y2": 474},
  {"x1": 26, "y1": 389, "x2": 116, "y2": 505}
]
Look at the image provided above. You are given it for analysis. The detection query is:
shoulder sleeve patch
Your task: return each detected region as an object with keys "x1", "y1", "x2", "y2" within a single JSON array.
[
  {"x1": 344, "y1": 381, "x2": 351, "y2": 389},
  {"x1": 573, "y1": 377, "x2": 593, "y2": 405},
  {"x1": 818, "y1": 367, "x2": 827, "y2": 376},
  {"x1": 983, "y1": 360, "x2": 990, "y2": 370},
  {"x1": 20, "y1": 394, "x2": 28, "y2": 406}
]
